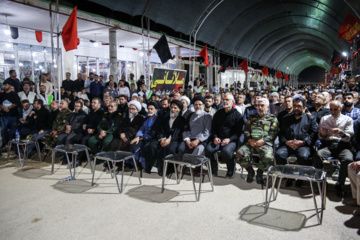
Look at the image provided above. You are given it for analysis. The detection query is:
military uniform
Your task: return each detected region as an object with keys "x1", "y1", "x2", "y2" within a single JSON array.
[
  {"x1": 236, "y1": 113, "x2": 278, "y2": 171},
  {"x1": 88, "y1": 110, "x2": 124, "y2": 153},
  {"x1": 42, "y1": 108, "x2": 72, "y2": 147}
]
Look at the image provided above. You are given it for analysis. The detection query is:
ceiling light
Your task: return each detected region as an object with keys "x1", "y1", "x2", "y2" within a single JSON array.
[
  {"x1": 4, "y1": 29, "x2": 10, "y2": 35},
  {"x1": 11, "y1": 54, "x2": 15, "y2": 59},
  {"x1": 32, "y1": 52, "x2": 36, "y2": 57},
  {"x1": 19, "y1": 63, "x2": 23, "y2": 66},
  {"x1": 92, "y1": 68, "x2": 96, "y2": 72},
  {"x1": 54, "y1": 64, "x2": 57, "y2": 68},
  {"x1": 139, "y1": 52, "x2": 144, "y2": 57},
  {"x1": 39, "y1": 65, "x2": 43, "y2": 69},
  {"x1": 342, "y1": 52, "x2": 347, "y2": 57},
  {"x1": 94, "y1": 42, "x2": 98, "y2": 47},
  {"x1": 35, "y1": 60, "x2": 39, "y2": 64},
  {"x1": 6, "y1": 43, "x2": 11, "y2": 48}
]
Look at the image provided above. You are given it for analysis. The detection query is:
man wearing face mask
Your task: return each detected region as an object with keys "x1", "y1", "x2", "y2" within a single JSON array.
[
  {"x1": 345, "y1": 77, "x2": 360, "y2": 93},
  {"x1": 236, "y1": 98, "x2": 279, "y2": 184},
  {"x1": 341, "y1": 92, "x2": 360, "y2": 121},
  {"x1": 110, "y1": 100, "x2": 145, "y2": 151},
  {"x1": 179, "y1": 96, "x2": 212, "y2": 156}
]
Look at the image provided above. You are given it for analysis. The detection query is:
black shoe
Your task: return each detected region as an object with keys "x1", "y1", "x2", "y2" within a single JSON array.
[
  {"x1": 256, "y1": 169, "x2": 264, "y2": 184},
  {"x1": 246, "y1": 167, "x2": 255, "y2": 183},
  {"x1": 285, "y1": 179, "x2": 294, "y2": 187},
  {"x1": 335, "y1": 182, "x2": 344, "y2": 198},
  {"x1": 225, "y1": 168, "x2": 235, "y2": 179}
]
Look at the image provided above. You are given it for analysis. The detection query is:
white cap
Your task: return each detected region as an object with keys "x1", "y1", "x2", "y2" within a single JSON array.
[{"x1": 128, "y1": 100, "x2": 141, "y2": 112}]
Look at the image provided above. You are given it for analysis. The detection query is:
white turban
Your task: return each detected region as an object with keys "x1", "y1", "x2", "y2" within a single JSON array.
[
  {"x1": 128, "y1": 100, "x2": 141, "y2": 112},
  {"x1": 180, "y1": 96, "x2": 190, "y2": 105}
]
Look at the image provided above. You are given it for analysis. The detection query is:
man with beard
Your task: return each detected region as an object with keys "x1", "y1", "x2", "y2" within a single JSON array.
[
  {"x1": 213, "y1": 94, "x2": 223, "y2": 111},
  {"x1": 235, "y1": 93, "x2": 246, "y2": 116},
  {"x1": 204, "y1": 96, "x2": 216, "y2": 116},
  {"x1": 62, "y1": 72, "x2": 73, "y2": 92},
  {"x1": 110, "y1": 100, "x2": 144, "y2": 151},
  {"x1": 130, "y1": 102, "x2": 159, "y2": 172},
  {"x1": 154, "y1": 100, "x2": 187, "y2": 176},
  {"x1": 275, "y1": 97, "x2": 318, "y2": 187},
  {"x1": 179, "y1": 96, "x2": 212, "y2": 156},
  {"x1": 36, "y1": 85, "x2": 51, "y2": 107},
  {"x1": 42, "y1": 100, "x2": 72, "y2": 147},
  {"x1": 322, "y1": 92, "x2": 332, "y2": 109},
  {"x1": 180, "y1": 96, "x2": 192, "y2": 119},
  {"x1": 73, "y1": 73, "x2": 85, "y2": 92},
  {"x1": 18, "y1": 82, "x2": 36, "y2": 104},
  {"x1": 205, "y1": 93, "x2": 243, "y2": 178},
  {"x1": 341, "y1": 93, "x2": 360, "y2": 121},
  {"x1": 308, "y1": 93, "x2": 330, "y2": 124},
  {"x1": 243, "y1": 93, "x2": 262, "y2": 123},
  {"x1": 36, "y1": 73, "x2": 53, "y2": 96},
  {"x1": 117, "y1": 95, "x2": 129, "y2": 116},
  {"x1": 88, "y1": 101, "x2": 123, "y2": 153},
  {"x1": 313, "y1": 100, "x2": 354, "y2": 198},
  {"x1": 277, "y1": 95, "x2": 293, "y2": 127},
  {"x1": 0, "y1": 80, "x2": 21, "y2": 147},
  {"x1": 236, "y1": 98, "x2": 279, "y2": 184},
  {"x1": 345, "y1": 77, "x2": 360, "y2": 93},
  {"x1": 5, "y1": 70, "x2": 21, "y2": 93}
]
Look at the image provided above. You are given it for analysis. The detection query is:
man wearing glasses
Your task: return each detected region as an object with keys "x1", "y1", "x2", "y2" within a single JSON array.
[{"x1": 205, "y1": 93, "x2": 243, "y2": 178}]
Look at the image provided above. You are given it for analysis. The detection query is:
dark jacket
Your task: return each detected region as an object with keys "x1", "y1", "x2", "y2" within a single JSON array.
[
  {"x1": 97, "y1": 110, "x2": 123, "y2": 134},
  {"x1": 352, "y1": 117, "x2": 360, "y2": 151},
  {"x1": 62, "y1": 79, "x2": 74, "y2": 92},
  {"x1": 157, "y1": 115, "x2": 187, "y2": 142},
  {"x1": 85, "y1": 109, "x2": 104, "y2": 130},
  {"x1": 73, "y1": 79, "x2": 85, "y2": 92},
  {"x1": 308, "y1": 106, "x2": 330, "y2": 124},
  {"x1": 279, "y1": 113, "x2": 318, "y2": 146},
  {"x1": 118, "y1": 114, "x2": 145, "y2": 140},
  {"x1": 65, "y1": 110, "x2": 87, "y2": 134},
  {"x1": 46, "y1": 109, "x2": 59, "y2": 131},
  {"x1": 33, "y1": 107, "x2": 50, "y2": 132},
  {"x1": 211, "y1": 107, "x2": 243, "y2": 142}
]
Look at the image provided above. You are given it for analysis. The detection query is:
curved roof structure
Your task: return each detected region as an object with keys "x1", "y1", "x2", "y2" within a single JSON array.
[{"x1": 65, "y1": 0, "x2": 360, "y2": 75}]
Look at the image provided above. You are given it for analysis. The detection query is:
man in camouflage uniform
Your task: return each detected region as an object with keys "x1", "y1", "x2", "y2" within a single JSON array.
[
  {"x1": 88, "y1": 101, "x2": 124, "y2": 153},
  {"x1": 236, "y1": 98, "x2": 279, "y2": 184},
  {"x1": 42, "y1": 100, "x2": 72, "y2": 147}
]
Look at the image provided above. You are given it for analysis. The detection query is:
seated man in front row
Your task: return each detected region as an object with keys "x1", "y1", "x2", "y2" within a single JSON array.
[
  {"x1": 178, "y1": 96, "x2": 212, "y2": 156},
  {"x1": 313, "y1": 100, "x2": 354, "y2": 198},
  {"x1": 205, "y1": 93, "x2": 243, "y2": 178},
  {"x1": 275, "y1": 97, "x2": 318, "y2": 187},
  {"x1": 348, "y1": 161, "x2": 360, "y2": 216},
  {"x1": 236, "y1": 98, "x2": 279, "y2": 184}
]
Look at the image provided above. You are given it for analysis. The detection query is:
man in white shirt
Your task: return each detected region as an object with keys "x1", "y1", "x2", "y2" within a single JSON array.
[
  {"x1": 36, "y1": 85, "x2": 50, "y2": 107},
  {"x1": 235, "y1": 93, "x2": 246, "y2": 116},
  {"x1": 18, "y1": 82, "x2": 36, "y2": 104},
  {"x1": 193, "y1": 81, "x2": 203, "y2": 93},
  {"x1": 36, "y1": 73, "x2": 53, "y2": 96},
  {"x1": 314, "y1": 100, "x2": 354, "y2": 198},
  {"x1": 117, "y1": 79, "x2": 130, "y2": 99}
]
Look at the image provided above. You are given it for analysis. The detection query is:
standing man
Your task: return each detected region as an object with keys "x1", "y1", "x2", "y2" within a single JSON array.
[
  {"x1": 313, "y1": 100, "x2": 354, "y2": 198},
  {"x1": 85, "y1": 72, "x2": 94, "y2": 93},
  {"x1": 90, "y1": 74, "x2": 103, "y2": 98},
  {"x1": 308, "y1": 93, "x2": 330, "y2": 123},
  {"x1": 345, "y1": 77, "x2": 360, "y2": 93},
  {"x1": 62, "y1": 72, "x2": 73, "y2": 92},
  {"x1": 0, "y1": 80, "x2": 21, "y2": 147},
  {"x1": 117, "y1": 79, "x2": 130, "y2": 99},
  {"x1": 236, "y1": 98, "x2": 279, "y2": 184},
  {"x1": 205, "y1": 93, "x2": 243, "y2": 178},
  {"x1": 5, "y1": 70, "x2": 21, "y2": 93},
  {"x1": 73, "y1": 73, "x2": 85, "y2": 92},
  {"x1": 36, "y1": 73, "x2": 53, "y2": 96},
  {"x1": 128, "y1": 73, "x2": 137, "y2": 90}
]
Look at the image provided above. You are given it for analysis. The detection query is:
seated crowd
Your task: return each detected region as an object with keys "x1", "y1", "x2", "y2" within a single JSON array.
[{"x1": 2, "y1": 70, "x2": 360, "y2": 209}]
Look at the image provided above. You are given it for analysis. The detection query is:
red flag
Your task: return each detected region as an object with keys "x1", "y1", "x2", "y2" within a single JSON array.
[
  {"x1": 338, "y1": 13, "x2": 360, "y2": 43},
  {"x1": 61, "y1": 6, "x2": 78, "y2": 51},
  {"x1": 178, "y1": 56, "x2": 182, "y2": 59},
  {"x1": 261, "y1": 66, "x2": 268, "y2": 76},
  {"x1": 190, "y1": 58, "x2": 193, "y2": 61},
  {"x1": 239, "y1": 59, "x2": 249, "y2": 73},
  {"x1": 198, "y1": 44, "x2": 209, "y2": 66},
  {"x1": 284, "y1": 74, "x2": 289, "y2": 82},
  {"x1": 330, "y1": 67, "x2": 335, "y2": 78},
  {"x1": 35, "y1": 31, "x2": 42, "y2": 43},
  {"x1": 275, "y1": 71, "x2": 283, "y2": 78}
]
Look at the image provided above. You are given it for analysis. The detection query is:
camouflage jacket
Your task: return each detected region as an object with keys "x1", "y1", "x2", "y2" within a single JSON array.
[
  {"x1": 244, "y1": 113, "x2": 279, "y2": 146},
  {"x1": 97, "y1": 110, "x2": 124, "y2": 135},
  {"x1": 52, "y1": 108, "x2": 72, "y2": 133}
]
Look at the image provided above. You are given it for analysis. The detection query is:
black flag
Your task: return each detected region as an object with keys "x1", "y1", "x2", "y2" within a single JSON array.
[
  {"x1": 10, "y1": 27, "x2": 18, "y2": 39},
  {"x1": 153, "y1": 34, "x2": 174, "y2": 64},
  {"x1": 330, "y1": 50, "x2": 344, "y2": 65},
  {"x1": 218, "y1": 58, "x2": 230, "y2": 74}
]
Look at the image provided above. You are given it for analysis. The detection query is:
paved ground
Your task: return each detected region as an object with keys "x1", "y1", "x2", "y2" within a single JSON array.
[{"x1": 0, "y1": 154, "x2": 359, "y2": 240}]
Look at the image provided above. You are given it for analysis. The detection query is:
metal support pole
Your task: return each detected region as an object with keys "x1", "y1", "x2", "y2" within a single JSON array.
[{"x1": 109, "y1": 28, "x2": 118, "y2": 80}]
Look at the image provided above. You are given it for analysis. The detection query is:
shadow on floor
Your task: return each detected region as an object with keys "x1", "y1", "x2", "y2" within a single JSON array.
[
  {"x1": 52, "y1": 179, "x2": 99, "y2": 194},
  {"x1": 13, "y1": 168, "x2": 52, "y2": 179},
  {"x1": 126, "y1": 185, "x2": 179, "y2": 203},
  {"x1": 239, "y1": 205, "x2": 306, "y2": 231}
]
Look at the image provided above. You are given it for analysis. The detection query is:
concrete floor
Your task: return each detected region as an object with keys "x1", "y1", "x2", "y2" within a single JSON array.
[{"x1": 0, "y1": 157, "x2": 359, "y2": 240}]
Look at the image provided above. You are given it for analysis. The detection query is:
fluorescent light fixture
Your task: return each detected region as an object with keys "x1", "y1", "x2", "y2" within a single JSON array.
[
  {"x1": 54, "y1": 64, "x2": 57, "y2": 68},
  {"x1": 19, "y1": 63, "x2": 23, "y2": 66},
  {"x1": 11, "y1": 54, "x2": 15, "y2": 58},
  {"x1": 139, "y1": 52, "x2": 144, "y2": 57},
  {"x1": 39, "y1": 65, "x2": 43, "y2": 69}
]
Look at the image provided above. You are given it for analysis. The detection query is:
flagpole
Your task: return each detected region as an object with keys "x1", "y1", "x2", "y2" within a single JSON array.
[
  {"x1": 49, "y1": 2, "x2": 55, "y2": 100},
  {"x1": 56, "y1": 0, "x2": 61, "y2": 103},
  {"x1": 344, "y1": 0, "x2": 360, "y2": 19}
]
